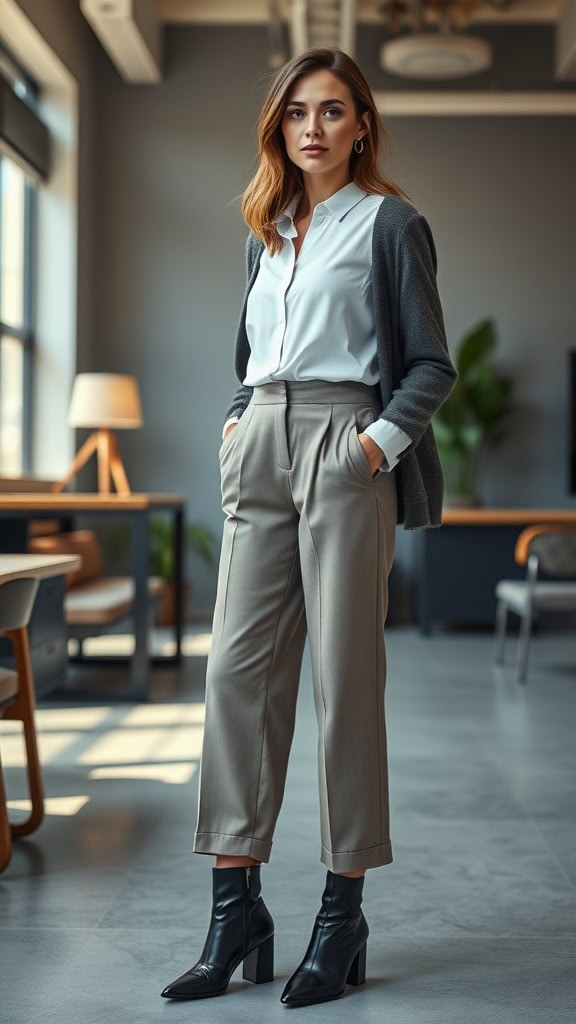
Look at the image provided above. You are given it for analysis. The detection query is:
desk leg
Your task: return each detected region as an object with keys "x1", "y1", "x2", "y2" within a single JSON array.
[
  {"x1": 131, "y1": 512, "x2": 150, "y2": 699},
  {"x1": 0, "y1": 520, "x2": 28, "y2": 551}
]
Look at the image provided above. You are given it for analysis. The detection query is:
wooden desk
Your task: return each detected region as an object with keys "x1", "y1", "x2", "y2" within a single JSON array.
[
  {"x1": 0, "y1": 494, "x2": 186, "y2": 700},
  {"x1": 416, "y1": 507, "x2": 576, "y2": 633},
  {"x1": 442, "y1": 509, "x2": 576, "y2": 526}
]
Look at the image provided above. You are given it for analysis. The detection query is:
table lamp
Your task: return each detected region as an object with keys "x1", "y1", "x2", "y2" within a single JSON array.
[{"x1": 52, "y1": 373, "x2": 143, "y2": 495}]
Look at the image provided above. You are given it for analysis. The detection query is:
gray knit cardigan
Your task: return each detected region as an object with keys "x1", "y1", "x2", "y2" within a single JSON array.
[{"x1": 225, "y1": 194, "x2": 457, "y2": 529}]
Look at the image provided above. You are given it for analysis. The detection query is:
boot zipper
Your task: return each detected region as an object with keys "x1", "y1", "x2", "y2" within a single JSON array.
[{"x1": 243, "y1": 867, "x2": 251, "y2": 955}]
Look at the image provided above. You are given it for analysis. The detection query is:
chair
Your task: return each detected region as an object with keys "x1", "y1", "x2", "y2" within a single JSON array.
[
  {"x1": 0, "y1": 577, "x2": 44, "y2": 872},
  {"x1": 494, "y1": 524, "x2": 576, "y2": 682}
]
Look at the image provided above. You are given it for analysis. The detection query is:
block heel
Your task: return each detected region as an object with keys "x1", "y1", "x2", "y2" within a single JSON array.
[
  {"x1": 346, "y1": 941, "x2": 367, "y2": 986},
  {"x1": 242, "y1": 934, "x2": 274, "y2": 984}
]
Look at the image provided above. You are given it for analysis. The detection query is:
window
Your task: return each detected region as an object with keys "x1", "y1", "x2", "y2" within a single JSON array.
[
  {"x1": 0, "y1": 45, "x2": 45, "y2": 476},
  {"x1": 0, "y1": 155, "x2": 35, "y2": 474}
]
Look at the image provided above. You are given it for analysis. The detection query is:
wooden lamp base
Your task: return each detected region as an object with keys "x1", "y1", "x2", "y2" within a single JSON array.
[{"x1": 52, "y1": 428, "x2": 132, "y2": 495}]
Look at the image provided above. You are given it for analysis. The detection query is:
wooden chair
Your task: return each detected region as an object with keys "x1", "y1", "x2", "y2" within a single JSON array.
[
  {"x1": 0, "y1": 577, "x2": 44, "y2": 872},
  {"x1": 494, "y1": 524, "x2": 576, "y2": 681}
]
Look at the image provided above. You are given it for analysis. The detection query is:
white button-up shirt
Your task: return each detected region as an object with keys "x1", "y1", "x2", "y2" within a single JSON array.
[{"x1": 232, "y1": 181, "x2": 411, "y2": 470}]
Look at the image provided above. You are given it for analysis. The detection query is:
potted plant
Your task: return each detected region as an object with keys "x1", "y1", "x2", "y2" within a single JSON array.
[
  {"x1": 432, "y1": 317, "x2": 513, "y2": 506},
  {"x1": 106, "y1": 516, "x2": 217, "y2": 626},
  {"x1": 148, "y1": 515, "x2": 217, "y2": 626}
]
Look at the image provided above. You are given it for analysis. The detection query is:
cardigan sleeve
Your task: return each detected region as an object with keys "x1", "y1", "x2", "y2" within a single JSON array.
[
  {"x1": 376, "y1": 208, "x2": 457, "y2": 449},
  {"x1": 223, "y1": 234, "x2": 259, "y2": 422}
]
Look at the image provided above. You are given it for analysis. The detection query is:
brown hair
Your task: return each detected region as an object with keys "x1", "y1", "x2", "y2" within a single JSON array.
[{"x1": 241, "y1": 48, "x2": 411, "y2": 254}]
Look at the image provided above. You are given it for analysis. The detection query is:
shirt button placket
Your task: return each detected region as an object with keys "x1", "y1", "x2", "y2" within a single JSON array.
[{"x1": 278, "y1": 248, "x2": 295, "y2": 361}]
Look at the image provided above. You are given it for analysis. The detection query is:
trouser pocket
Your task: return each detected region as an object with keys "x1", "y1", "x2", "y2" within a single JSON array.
[{"x1": 346, "y1": 405, "x2": 378, "y2": 484}]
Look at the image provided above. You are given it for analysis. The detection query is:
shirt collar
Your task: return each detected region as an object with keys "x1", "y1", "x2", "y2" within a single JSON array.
[
  {"x1": 317, "y1": 181, "x2": 369, "y2": 221},
  {"x1": 276, "y1": 193, "x2": 300, "y2": 239},
  {"x1": 276, "y1": 181, "x2": 369, "y2": 238}
]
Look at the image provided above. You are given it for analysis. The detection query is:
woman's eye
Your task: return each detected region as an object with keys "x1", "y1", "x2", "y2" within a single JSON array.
[
  {"x1": 288, "y1": 109, "x2": 303, "y2": 118},
  {"x1": 324, "y1": 108, "x2": 341, "y2": 118}
]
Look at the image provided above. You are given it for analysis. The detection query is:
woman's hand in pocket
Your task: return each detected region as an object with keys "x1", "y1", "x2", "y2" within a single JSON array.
[
  {"x1": 223, "y1": 422, "x2": 238, "y2": 441},
  {"x1": 357, "y1": 433, "x2": 385, "y2": 476}
]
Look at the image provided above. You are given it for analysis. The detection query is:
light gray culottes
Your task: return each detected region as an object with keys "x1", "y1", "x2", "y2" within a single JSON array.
[{"x1": 193, "y1": 380, "x2": 397, "y2": 873}]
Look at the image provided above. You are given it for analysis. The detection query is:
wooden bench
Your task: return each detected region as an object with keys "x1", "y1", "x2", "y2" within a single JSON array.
[{"x1": 27, "y1": 530, "x2": 165, "y2": 647}]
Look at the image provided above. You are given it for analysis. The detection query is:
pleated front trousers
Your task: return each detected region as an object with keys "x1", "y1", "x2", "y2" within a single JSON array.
[{"x1": 193, "y1": 380, "x2": 397, "y2": 873}]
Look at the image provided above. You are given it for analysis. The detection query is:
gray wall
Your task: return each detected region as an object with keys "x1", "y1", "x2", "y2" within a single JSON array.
[{"x1": 88, "y1": 26, "x2": 576, "y2": 612}]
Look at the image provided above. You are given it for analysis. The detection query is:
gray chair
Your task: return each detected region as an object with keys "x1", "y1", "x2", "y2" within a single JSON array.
[
  {"x1": 0, "y1": 577, "x2": 43, "y2": 873},
  {"x1": 494, "y1": 524, "x2": 576, "y2": 682}
]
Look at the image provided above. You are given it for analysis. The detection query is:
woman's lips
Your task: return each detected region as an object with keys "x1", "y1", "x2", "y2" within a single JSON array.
[{"x1": 301, "y1": 146, "x2": 327, "y2": 155}]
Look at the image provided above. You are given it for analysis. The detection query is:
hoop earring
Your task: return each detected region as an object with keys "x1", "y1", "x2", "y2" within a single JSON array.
[{"x1": 354, "y1": 138, "x2": 364, "y2": 154}]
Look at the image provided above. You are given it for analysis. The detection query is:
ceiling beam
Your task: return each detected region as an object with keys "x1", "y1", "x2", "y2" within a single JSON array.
[
  {"x1": 375, "y1": 89, "x2": 576, "y2": 114},
  {"x1": 556, "y1": 0, "x2": 576, "y2": 79},
  {"x1": 81, "y1": 0, "x2": 162, "y2": 83},
  {"x1": 157, "y1": 0, "x2": 561, "y2": 26}
]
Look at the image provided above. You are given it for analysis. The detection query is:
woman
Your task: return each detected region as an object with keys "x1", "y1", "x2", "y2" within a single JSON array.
[{"x1": 162, "y1": 47, "x2": 456, "y2": 1007}]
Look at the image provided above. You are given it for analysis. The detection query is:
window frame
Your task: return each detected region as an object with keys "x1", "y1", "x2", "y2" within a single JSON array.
[{"x1": 0, "y1": 42, "x2": 40, "y2": 475}]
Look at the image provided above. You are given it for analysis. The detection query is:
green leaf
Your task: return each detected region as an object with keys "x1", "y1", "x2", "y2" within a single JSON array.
[
  {"x1": 456, "y1": 318, "x2": 497, "y2": 379},
  {"x1": 459, "y1": 424, "x2": 484, "y2": 452},
  {"x1": 100, "y1": 516, "x2": 217, "y2": 579},
  {"x1": 467, "y1": 371, "x2": 513, "y2": 428},
  {"x1": 434, "y1": 316, "x2": 514, "y2": 484},
  {"x1": 186, "y1": 524, "x2": 217, "y2": 568}
]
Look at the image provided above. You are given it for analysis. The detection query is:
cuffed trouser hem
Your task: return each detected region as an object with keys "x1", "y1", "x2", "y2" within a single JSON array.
[
  {"x1": 321, "y1": 840, "x2": 393, "y2": 873},
  {"x1": 193, "y1": 831, "x2": 272, "y2": 863}
]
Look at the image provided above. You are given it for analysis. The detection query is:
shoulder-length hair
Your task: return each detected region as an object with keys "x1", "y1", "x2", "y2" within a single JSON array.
[{"x1": 241, "y1": 47, "x2": 411, "y2": 255}]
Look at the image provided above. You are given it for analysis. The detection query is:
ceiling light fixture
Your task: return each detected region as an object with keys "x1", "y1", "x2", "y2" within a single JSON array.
[
  {"x1": 381, "y1": 31, "x2": 492, "y2": 78},
  {"x1": 379, "y1": 0, "x2": 494, "y2": 79}
]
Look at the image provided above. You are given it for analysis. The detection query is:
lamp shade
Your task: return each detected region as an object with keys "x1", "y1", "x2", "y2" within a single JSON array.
[{"x1": 68, "y1": 373, "x2": 143, "y2": 429}]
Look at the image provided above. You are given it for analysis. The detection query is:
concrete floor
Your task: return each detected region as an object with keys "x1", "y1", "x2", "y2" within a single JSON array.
[{"x1": 1, "y1": 627, "x2": 575, "y2": 1024}]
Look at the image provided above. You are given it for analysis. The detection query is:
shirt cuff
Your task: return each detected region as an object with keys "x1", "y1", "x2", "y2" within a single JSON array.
[
  {"x1": 222, "y1": 416, "x2": 239, "y2": 440},
  {"x1": 363, "y1": 419, "x2": 412, "y2": 472}
]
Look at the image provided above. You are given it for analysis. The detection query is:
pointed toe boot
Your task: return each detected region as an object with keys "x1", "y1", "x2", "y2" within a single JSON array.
[
  {"x1": 281, "y1": 871, "x2": 368, "y2": 1007},
  {"x1": 161, "y1": 865, "x2": 274, "y2": 1000}
]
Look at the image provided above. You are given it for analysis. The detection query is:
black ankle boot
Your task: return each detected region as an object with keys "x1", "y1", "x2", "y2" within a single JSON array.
[
  {"x1": 280, "y1": 870, "x2": 368, "y2": 1007},
  {"x1": 161, "y1": 865, "x2": 274, "y2": 1000}
]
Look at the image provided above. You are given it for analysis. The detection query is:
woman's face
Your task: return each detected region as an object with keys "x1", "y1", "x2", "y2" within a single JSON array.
[{"x1": 280, "y1": 69, "x2": 369, "y2": 182}]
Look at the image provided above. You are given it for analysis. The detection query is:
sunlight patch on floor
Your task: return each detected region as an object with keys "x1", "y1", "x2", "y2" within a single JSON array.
[
  {"x1": 0, "y1": 731, "x2": 82, "y2": 768},
  {"x1": 121, "y1": 704, "x2": 205, "y2": 726},
  {"x1": 35, "y1": 707, "x2": 113, "y2": 730},
  {"x1": 8, "y1": 795, "x2": 90, "y2": 816},
  {"x1": 72, "y1": 635, "x2": 135, "y2": 655},
  {"x1": 67, "y1": 629, "x2": 213, "y2": 658},
  {"x1": 1, "y1": 703, "x2": 206, "y2": 770},
  {"x1": 178, "y1": 632, "x2": 212, "y2": 656},
  {"x1": 89, "y1": 762, "x2": 197, "y2": 784},
  {"x1": 77, "y1": 724, "x2": 204, "y2": 765}
]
